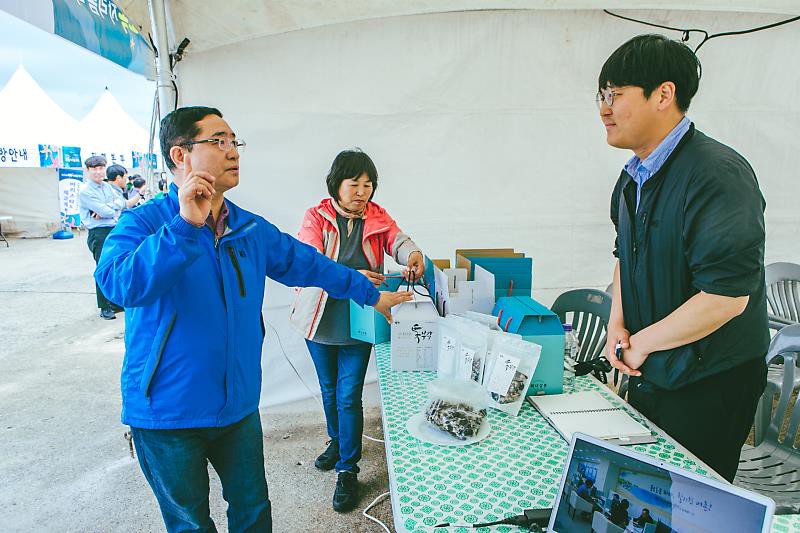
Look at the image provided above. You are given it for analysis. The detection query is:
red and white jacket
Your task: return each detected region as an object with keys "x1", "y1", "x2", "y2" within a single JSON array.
[{"x1": 289, "y1": 198, "x2": 420, "y2": 340}]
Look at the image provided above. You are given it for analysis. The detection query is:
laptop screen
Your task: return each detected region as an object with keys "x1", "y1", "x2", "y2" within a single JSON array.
[{"x1": 549, "y1": 435, "x2": 773, "y2": 533}]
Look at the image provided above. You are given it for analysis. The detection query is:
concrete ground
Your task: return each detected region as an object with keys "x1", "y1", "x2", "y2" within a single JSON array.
[{"x1": 0, "y1": 236, "x2": 395, "y2": 532}]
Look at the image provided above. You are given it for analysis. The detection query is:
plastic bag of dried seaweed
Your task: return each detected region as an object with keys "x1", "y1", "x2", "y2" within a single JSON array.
[
  {"x1": 483, "y1": 336, "x2": 541, "y2": 416},
  {"x1": 422, "y1": 378, "x2": 488, "y2": 441}
]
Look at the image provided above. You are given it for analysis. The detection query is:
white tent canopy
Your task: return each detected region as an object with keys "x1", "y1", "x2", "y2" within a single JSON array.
[
  {"x1": 0, "y1": 65, "x2": 152, "y2": 236},
  {"x1": 0, "y1": 65, "x2": 79, "y2": 146},
  {"x1": 79, "y1": 89, "x2": 150, "y2": 155},
  {"x1": 119, "y1": 1, "x2": 800, "y2": 53},
  {"x1": 85, "y1": 4, "x2": 800, "y2": 408}
]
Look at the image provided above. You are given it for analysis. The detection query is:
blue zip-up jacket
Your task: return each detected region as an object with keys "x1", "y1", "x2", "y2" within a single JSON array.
[{"x1": 95, "y1": 185, "x2": 380, "y2": 429}]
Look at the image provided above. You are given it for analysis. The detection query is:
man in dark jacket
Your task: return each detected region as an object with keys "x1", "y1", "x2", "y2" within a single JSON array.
[
  {"x1": 96, "y1": 106, "x2": 411, "y2": 532},
  {"x1": 598, "y1": 35, "x2": 768, "y2": 482}
]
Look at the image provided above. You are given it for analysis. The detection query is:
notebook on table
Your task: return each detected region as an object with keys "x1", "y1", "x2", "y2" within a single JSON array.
[{"x1": 529, "y1": 390, "x2": 656, "y2": 445}]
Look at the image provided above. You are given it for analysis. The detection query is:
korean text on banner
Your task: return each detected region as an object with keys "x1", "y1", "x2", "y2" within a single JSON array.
[{"x1": 58, "y1": 168, "x2": 83, "y2": 228}]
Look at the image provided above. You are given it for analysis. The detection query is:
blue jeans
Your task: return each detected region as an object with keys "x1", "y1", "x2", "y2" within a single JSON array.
[
  {"x1": 305, "y1": 339, "x2": 373, "y2": 473},
  {"x1": 130, "y1": 411, "x2": 272, "y2": 532}
]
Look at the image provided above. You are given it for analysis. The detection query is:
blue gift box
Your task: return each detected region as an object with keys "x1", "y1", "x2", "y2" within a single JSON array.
[
  {"x1": 466, "y1": 256, "x2": 533, "y2": 300},
  {"x1": 349, "y1": 275, "x2": 406, "y2": 344},
  {"x1": 493, "y1": 296, "x2": 565, "y2": 395}
]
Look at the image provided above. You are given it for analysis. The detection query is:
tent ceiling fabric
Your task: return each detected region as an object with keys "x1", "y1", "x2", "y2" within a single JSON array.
[{"x1": 120, "y1": 0, "x2": 800, "y2": 53}]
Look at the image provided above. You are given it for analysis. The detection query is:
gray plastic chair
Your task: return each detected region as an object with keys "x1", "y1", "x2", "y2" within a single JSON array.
[
  {"x1": 735, "y1": 324, "x2": 800, "y2": 514},
  {"x1": 766, "y1": 262, "x2": 800, "y2": 330},
  {"x1": 551, "y1": 288, "x2": 611, "y2": 363},
  {"x1": 763, "y1": 262, "x2": 800, "y2": 405}
]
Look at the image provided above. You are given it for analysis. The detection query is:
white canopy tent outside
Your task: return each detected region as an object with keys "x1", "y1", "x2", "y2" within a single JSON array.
[
  {"x1": 0, "y1": 65, "x2": 152, "y2": 236},
  {"x1": 35, "y1": 2, "x2": 800, "y2": 407},
  {"x1": 80, "y1": 88, "x2": 151, "y2": 159},
  {"x1": 0, "y1": 65, "x2": 79, "y2": 236}
]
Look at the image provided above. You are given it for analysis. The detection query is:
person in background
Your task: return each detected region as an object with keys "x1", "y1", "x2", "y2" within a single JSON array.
[
  {"x1": 634, "y1": 508, "x2": 655, "y2": 527},
  {"x1": 106, "y1": 165, "x2": 142, "y2": 209},
  {"x1": 608, "y1": 493, "x2": 621, "y2": 516},
  {"x1": 576, "y1": 478, "x2": 595, "y2": 503},
  {"x1": 78, "y1": 155, "x2": 124, "y2": 320},
  {"x1": 129, "y1": 176, "x2": 147, "y2": 206},
  {"x1": 153, "y1": 175, "x2": 169, "y2": 199},
  {"x1": 95, "y1": 107, "x2": 410, "y2": 532},
  {"x1": 599, "y1": 35, "x2": 768, "y2": 482},
  {"x1": 291, "y1": 149, "x2": 425, "y2": 513},
  {"x1": 609, "y1": 498, "x2": 630, "y2": 528}
]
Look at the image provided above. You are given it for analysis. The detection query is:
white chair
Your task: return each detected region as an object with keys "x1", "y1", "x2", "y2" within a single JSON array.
[
  {"x1": 568, "y1": 490, "x2": 594, "y2": 519},
  {"x1": 591, "y1": 511, "x2": 625, "y2": 533}
]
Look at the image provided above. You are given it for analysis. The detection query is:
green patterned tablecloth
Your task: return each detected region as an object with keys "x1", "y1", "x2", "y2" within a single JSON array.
[{"x1": 374, "y1": 342, "x2": 800, "y2": 533}]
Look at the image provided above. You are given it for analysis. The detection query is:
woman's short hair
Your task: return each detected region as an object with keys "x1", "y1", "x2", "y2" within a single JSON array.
[{"x1": 325, "y1": 149, "x2": 378, "y2": 201}]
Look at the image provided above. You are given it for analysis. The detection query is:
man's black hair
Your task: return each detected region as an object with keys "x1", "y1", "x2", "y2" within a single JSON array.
[
  {"x1": 598, "y1": 34, "x2": 701, "y2": 112},
  {"x1": 84, "y1": 155, "x2": 107, "y2": 168},
  {"x1": 132, "y1": 177, "x2": 146, "y2": 189},
  {"x1": 106, "y1": 164, "x2": 127, "y2": 181},
  {"x1": 159, "y1": 106, "x2": 222, "y2": 171},
  {"x1": 325, "y1": 149, "x2": 378, "y2": 201}
]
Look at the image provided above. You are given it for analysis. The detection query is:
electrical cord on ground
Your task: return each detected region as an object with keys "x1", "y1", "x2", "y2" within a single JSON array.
[
  {"x1": 604, "y1": 9, "x2": 800, "y2": 52},
  {"x1": 435, "y1": 508, "x2": 550, "y2": 531},
  {"x1": 264, "y1": 317, "x2": 385, "y2": 443},
  {"x1": 264, "y1": 318, "x2": 326, "y2": 414},
  {"x1": 363, "y1": 491, "x2": 392, "y2": 533}
]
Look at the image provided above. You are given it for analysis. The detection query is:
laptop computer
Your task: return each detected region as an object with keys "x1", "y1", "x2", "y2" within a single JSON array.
[{"x1": 547, "y1": 433, "x2": 775, "y2": 533}]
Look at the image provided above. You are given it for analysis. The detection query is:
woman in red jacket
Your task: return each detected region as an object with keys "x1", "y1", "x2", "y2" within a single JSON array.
[{"x1": 291, "y1": 149, "x2": 424, "y2": 512}]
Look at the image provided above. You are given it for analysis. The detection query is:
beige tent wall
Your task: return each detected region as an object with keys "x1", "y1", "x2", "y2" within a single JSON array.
[
  {"x1": 174, "y1": 9, "x2": 800, "y2": 407},
  {"x1": 0, "y1": 167, "x2": 60, "y2": 237}
]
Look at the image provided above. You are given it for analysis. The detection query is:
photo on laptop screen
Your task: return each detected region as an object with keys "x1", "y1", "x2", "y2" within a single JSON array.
[{"x1": 549, "y1": 434, "x2": 774, "y2": 533}]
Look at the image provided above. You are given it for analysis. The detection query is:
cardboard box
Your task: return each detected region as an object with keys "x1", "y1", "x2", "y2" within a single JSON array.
[
  {"x1": 492, "y1": 296, "x2": 565, "y2": 395},
  {"x1": 455, "y1": 248, "x2": 523, "y2": 279},
  {"x1": 390, "y1": 286, "x2": 440, "y2": 371}
]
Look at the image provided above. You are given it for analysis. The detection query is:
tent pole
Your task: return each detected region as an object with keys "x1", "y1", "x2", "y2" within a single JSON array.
[{"x1": 148, "y1": 0, "x2": 176, "y2": 119}]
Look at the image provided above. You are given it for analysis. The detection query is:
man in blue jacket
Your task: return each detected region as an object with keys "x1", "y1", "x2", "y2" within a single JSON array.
[{"x1": 95, "y1": 106, "x2": 410, "y2": 532}]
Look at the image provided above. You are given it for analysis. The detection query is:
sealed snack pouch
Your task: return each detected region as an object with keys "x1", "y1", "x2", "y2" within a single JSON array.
[
  {"x1": 483, "y1": 336, "x2": 541, "y2": 416},
  {"x1": 455, "y1": 320, "x2": 489, "y2": 384},
  {"x1": 436, "y1": 315, "x2": 461, "y2": 378}
]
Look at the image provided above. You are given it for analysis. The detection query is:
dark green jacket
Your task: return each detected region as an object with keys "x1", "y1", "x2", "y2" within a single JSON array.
[{"x1": 611, "y1": 125, "x2": 769, "y2": 391}]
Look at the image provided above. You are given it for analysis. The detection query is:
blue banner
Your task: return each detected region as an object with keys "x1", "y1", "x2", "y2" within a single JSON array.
[
  {"x1": 58, "y1": 168, "x2": 84, "y2": 228},
  {"x1": 52, "y1": 0, "x2": 152, "y2": 77},
  {"x1": 62, "y1": 146, "x2": 83, "y2": 169}
]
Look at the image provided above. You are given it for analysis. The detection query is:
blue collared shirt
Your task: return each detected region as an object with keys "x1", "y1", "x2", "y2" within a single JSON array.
[
  {"x1": 79, "y1": 180, "x2": 126, "y2": 229},
  {"x1": 625, "y1": 116, "x2": 691, "y2": 211}
]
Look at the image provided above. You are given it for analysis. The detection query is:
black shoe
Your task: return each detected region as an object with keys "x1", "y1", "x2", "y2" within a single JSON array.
[
  {"x1": 314, "y1": 439, "x2": 339, "y2": 471},
  {"x1": 332, "y1": 471, "x2": 359, "y2": 513},
  {"x1": 110, "y1": 304, "x2": 124, "y2": 313},
  {"x1": 100, "y1": 308, "x2": 116, "y2": 320}
]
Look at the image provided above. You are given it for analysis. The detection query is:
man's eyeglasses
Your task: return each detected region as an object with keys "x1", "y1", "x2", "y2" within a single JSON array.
[
  {"x1": 595, "y1": 88, "x2": 623, "y2": 109},
  {"x1": 183, "y1": 138, "x2": 246, "y2": 153}
]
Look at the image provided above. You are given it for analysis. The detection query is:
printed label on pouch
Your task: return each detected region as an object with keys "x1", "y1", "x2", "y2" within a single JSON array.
[
  {"x1": 459, "y1": 347, "x2": 476, "y2": 380},
  {"x1": 487, "y1": 353, "x2": 520, "y2": 396}
]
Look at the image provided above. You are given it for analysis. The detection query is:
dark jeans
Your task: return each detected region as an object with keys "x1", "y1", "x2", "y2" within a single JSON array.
[
  {"x1": 305, "y1": 339, "x2": 373, "y2": 473},
  {"x1": 130, "y1": 411, "x2": 272, "y2": 533},
  {"x1": 86, "y1": 226, "x2": 114, "y2": 310},
  {"x1": 628, "y1": 356, "x2": 767, "y2": 482}
]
